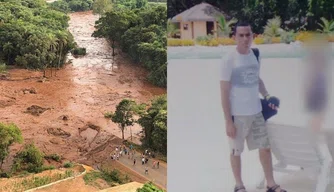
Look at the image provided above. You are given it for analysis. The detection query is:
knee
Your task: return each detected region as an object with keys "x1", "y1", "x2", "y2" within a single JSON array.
[
  {"x1": 259, "y1": 148, "x2": 271, "y2": 153},
  {"x1": 231, "y1": 148, "x2": 243, "y2": 156}
]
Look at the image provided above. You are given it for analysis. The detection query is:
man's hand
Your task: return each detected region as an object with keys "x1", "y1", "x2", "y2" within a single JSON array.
[
  {"x1": 265, "y1": 95, "x2": 280, "y2": 110},
  {"x1": 226, "y1": 121, "x2": 236, "y2": 138}
]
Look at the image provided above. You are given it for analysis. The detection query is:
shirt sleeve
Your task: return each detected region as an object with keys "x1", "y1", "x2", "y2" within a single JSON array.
[{"x1": 220, "y1": 54, "x2": 233, "y2": 81}]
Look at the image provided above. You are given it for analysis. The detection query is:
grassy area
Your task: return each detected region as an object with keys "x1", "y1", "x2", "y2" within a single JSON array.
[
  {"x1": 0, "y1": 170, "x2": 74, "y2": 192},
  {"x1": 83, "y1": 169, "x2": 131, "y2": 189}
]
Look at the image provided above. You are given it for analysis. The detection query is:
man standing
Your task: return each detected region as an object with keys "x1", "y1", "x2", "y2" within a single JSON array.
[{"x1": 220, "y1": 21, "x2": 286, "y2": 192}]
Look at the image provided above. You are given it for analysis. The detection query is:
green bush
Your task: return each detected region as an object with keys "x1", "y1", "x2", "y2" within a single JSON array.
[
  {"x1": 104, "y1": 112, "x2": 113, "y2": 118},
  {"x1": 0, "y1": 63, "x2": 6, "y2": 73},
  {"x1": 42, "y1": 165, "x2": 55, "y2": 171},
  {"x1": 0, "y1": 172, "x2": 11, "y2": 178},
  {"x1": 44, "y1": 154, "x2": 61, "y2": 162},
  {"x1": 71, "y1": 47, "x2": 87, "y2": 56},
  {"x1": 49, "y1": 0, "x2": 71, "y2": 13},
  {"x1": 63, "y1": 161, "x2": 73, "y2": 168},
  {"x1": 50, "y1": 0, "x2": 94, "y2": 12},
  {"x1": 12, "y1": 143, "x2": 44, "y2": 173},
  {"x1": 281, "y1": 31, "x2": 296, "y2": 44}
]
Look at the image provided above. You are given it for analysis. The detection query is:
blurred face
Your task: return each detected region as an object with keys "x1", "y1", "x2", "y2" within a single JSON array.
[{"x1": 235, "y1": 26, "x2": 253, "y2": 49}]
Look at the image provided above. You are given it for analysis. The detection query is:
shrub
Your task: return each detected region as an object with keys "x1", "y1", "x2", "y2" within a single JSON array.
[
  {"x1": 12, "y1": 143, "x2": 44, "y2": 173},
  {"x1": 271, "y1": 37, "x2": 281, "y2": 44},
  {"x1": 217, "y1": 38, "x2": 236, "y2": 45},
  {"x1": 44, "y1": 154, "x2": 61, "y2": 162},
  {"x1": 295, "y1": 32, "x2": 313, "y2": 42},
  {"x1": 104, "y1": 112, "x2": 113, "y2": 118},
  {"x1": 71, "y1": 47, "x2": 86, "y2": 56},
  {"x1": 0, "y1": 63, "x2": 6, "y2": 73},
  {"x1": 281, "y1": 31, "x2": 296, "y2": 44},
  {"x1": 253, "y1": 37, "x2": 265, "y2": 44},
  {"x1": 167, "y1": 39, "x2": 194, "y2": 46},
  {"x1": 0, "y1": 172, "x2": 11, "y2": 178},
  {"x1": 63, "y1": 162, "x2": 73, "y2": 168}
]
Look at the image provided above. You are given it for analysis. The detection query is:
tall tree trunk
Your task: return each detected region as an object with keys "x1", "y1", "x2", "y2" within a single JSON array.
[
  {"x1": 121, "y1": 127, "x2": 124, "y2": 140},
  {"x1": 112, "y1": 40, "x2": 115, "y2": 56}
]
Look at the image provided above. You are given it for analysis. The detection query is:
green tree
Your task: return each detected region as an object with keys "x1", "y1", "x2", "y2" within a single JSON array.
[
  {"x1": 110, "y1": 99, "x2": 137, "y2": 140},
  {"x1": 167, "y1": 19, "x2": 179, "y2": 38},
  {"x1": 216, "y1": 15, "x2": 237, "y2": 37},
  {"x1": 138, "y1": 95, "x2": 167, "y2": 156},
  {"x1": 0, "y1": 123, "x2": 23, "y2": 170},
  {"x1": 12, "y1": 143, "x2": 44, "y2": 173},
  {"x1": 137, "y1": 182, "x2": 164, "y2": 192},
  {"x1": 0, "y1": 1, "x2": 75, "y2": 71},
  {"x1": 92, "y1": 0, "x2": 113, "y2": 16},
  {"x1": 93, "y1": 9, "x2": 137, "y2": 56}
]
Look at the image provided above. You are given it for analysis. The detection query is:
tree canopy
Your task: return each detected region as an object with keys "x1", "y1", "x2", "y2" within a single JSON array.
[
  {"x1": 0, "y1": 0, "x2": 75, "y2": 69},
  {"x1": 93, "y1": 3, "x2": 167, "y2": 87}
]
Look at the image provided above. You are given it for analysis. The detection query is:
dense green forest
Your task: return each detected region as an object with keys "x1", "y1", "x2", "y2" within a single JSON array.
[
  {"x1": 93, "y1": 0, "x2": 167, "y2": 87},
  {"x1": 167, "y1": 0, "x2": 334, "y2": 34},
  {"x1": 0, "y1": 0, "x2": 75, "y2": 70}
]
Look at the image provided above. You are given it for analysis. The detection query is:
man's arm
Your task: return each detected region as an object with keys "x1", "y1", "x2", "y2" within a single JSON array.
[
  {"x1": 259, "y1": 78, "x2": 269, "y2": 98},
  {"x1": 220, "y1": 81, "x2": 233, "y2": 123}
]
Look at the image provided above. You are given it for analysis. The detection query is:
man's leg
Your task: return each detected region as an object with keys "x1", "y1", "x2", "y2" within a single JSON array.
[
  {"x1": 230, "y1": 154, "x2": 243, "y2": 187},
  {"x1": 229, "y1": 116, "x2": 250, "y2": 189},
  {"x1": 259, "y1": 148, "x2": 276, "y2": 187},
  {"x1": 248, "y1": 113, "x2": 286, "y2": 191}
]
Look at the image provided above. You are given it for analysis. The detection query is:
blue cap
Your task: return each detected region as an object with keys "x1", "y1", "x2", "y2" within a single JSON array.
[{"x1": 261, "y1": 97, "x2": 279, "y2": 121}]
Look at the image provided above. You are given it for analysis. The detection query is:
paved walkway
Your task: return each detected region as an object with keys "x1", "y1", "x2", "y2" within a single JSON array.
[{"x1": 110, "y1": 150, "x2": 167, "y2": 190}]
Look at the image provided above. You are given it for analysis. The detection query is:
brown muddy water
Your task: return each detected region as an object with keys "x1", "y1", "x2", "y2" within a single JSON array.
[{"x1": 0, "y1": 11, "x2": 166, "y2": 168}]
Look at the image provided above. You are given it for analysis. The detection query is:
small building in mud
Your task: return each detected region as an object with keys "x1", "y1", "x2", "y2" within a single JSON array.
[{"x1": 169, "y1": 2, "x2": 228, "y2": 39}]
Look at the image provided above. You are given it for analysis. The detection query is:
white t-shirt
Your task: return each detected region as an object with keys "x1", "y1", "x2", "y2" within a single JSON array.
[{"x1": 220, "y1": 48, "x2": 262, "y2": 116}]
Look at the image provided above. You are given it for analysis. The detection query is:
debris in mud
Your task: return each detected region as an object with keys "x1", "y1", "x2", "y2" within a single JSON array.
[
  {"x1": 22, "y1": 88, "x2": 37, "y2": 94},
  {"x1": 118, "y1": 75, "x2": 133, "y2": 84},
  {"x1": 37, "y1": 78, "x2": 48, "y2": 83},
  {"x1": 78, "y1": 122, "x2": 102, "y2": 134},
  {"x1": 0, "y1": 74, "x2": 8, "y2": 80},
  {"x1": 49, "y1": 137, "x2": 65, "y2": 145},
  {"x1": 58, "y1": 115, "x2": 69, "y2": 121},
  {"x1": 0, "y1": 99, "x2": 15, "y2": 108},
  {"x1": 47, "y1": 127, "x2": 71, "y2": 138},
  {"x1": 25, "y1": 105, "x2": 50, "y2": 116}
]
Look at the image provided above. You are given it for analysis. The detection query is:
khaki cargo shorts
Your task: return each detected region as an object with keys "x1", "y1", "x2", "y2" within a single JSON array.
[{"x1": 229, "y1": 112, "x2": 270, "y2": 156}]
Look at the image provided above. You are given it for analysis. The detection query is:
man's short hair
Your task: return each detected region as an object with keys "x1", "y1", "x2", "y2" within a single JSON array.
[{"x1": 234, "y1": 21, "x2": 251, "y2": 35}]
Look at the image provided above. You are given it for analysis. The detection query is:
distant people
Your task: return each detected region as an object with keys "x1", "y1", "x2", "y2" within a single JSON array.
[
  {"x1": 142, "y1": 157, "x2": 145, "y2": 165},
  {"x1": 145, "y1": 167, "x2": 148, "y2": 175},
  {"x1": 133, "y1": 158, "x2": 136, "y2": 166},
  {"x1": 152, "y1": 161, "x2": 156, "y2": 169},
  {"x1": 157, "y1": 161, "x2": 160, "y2": 169}
]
